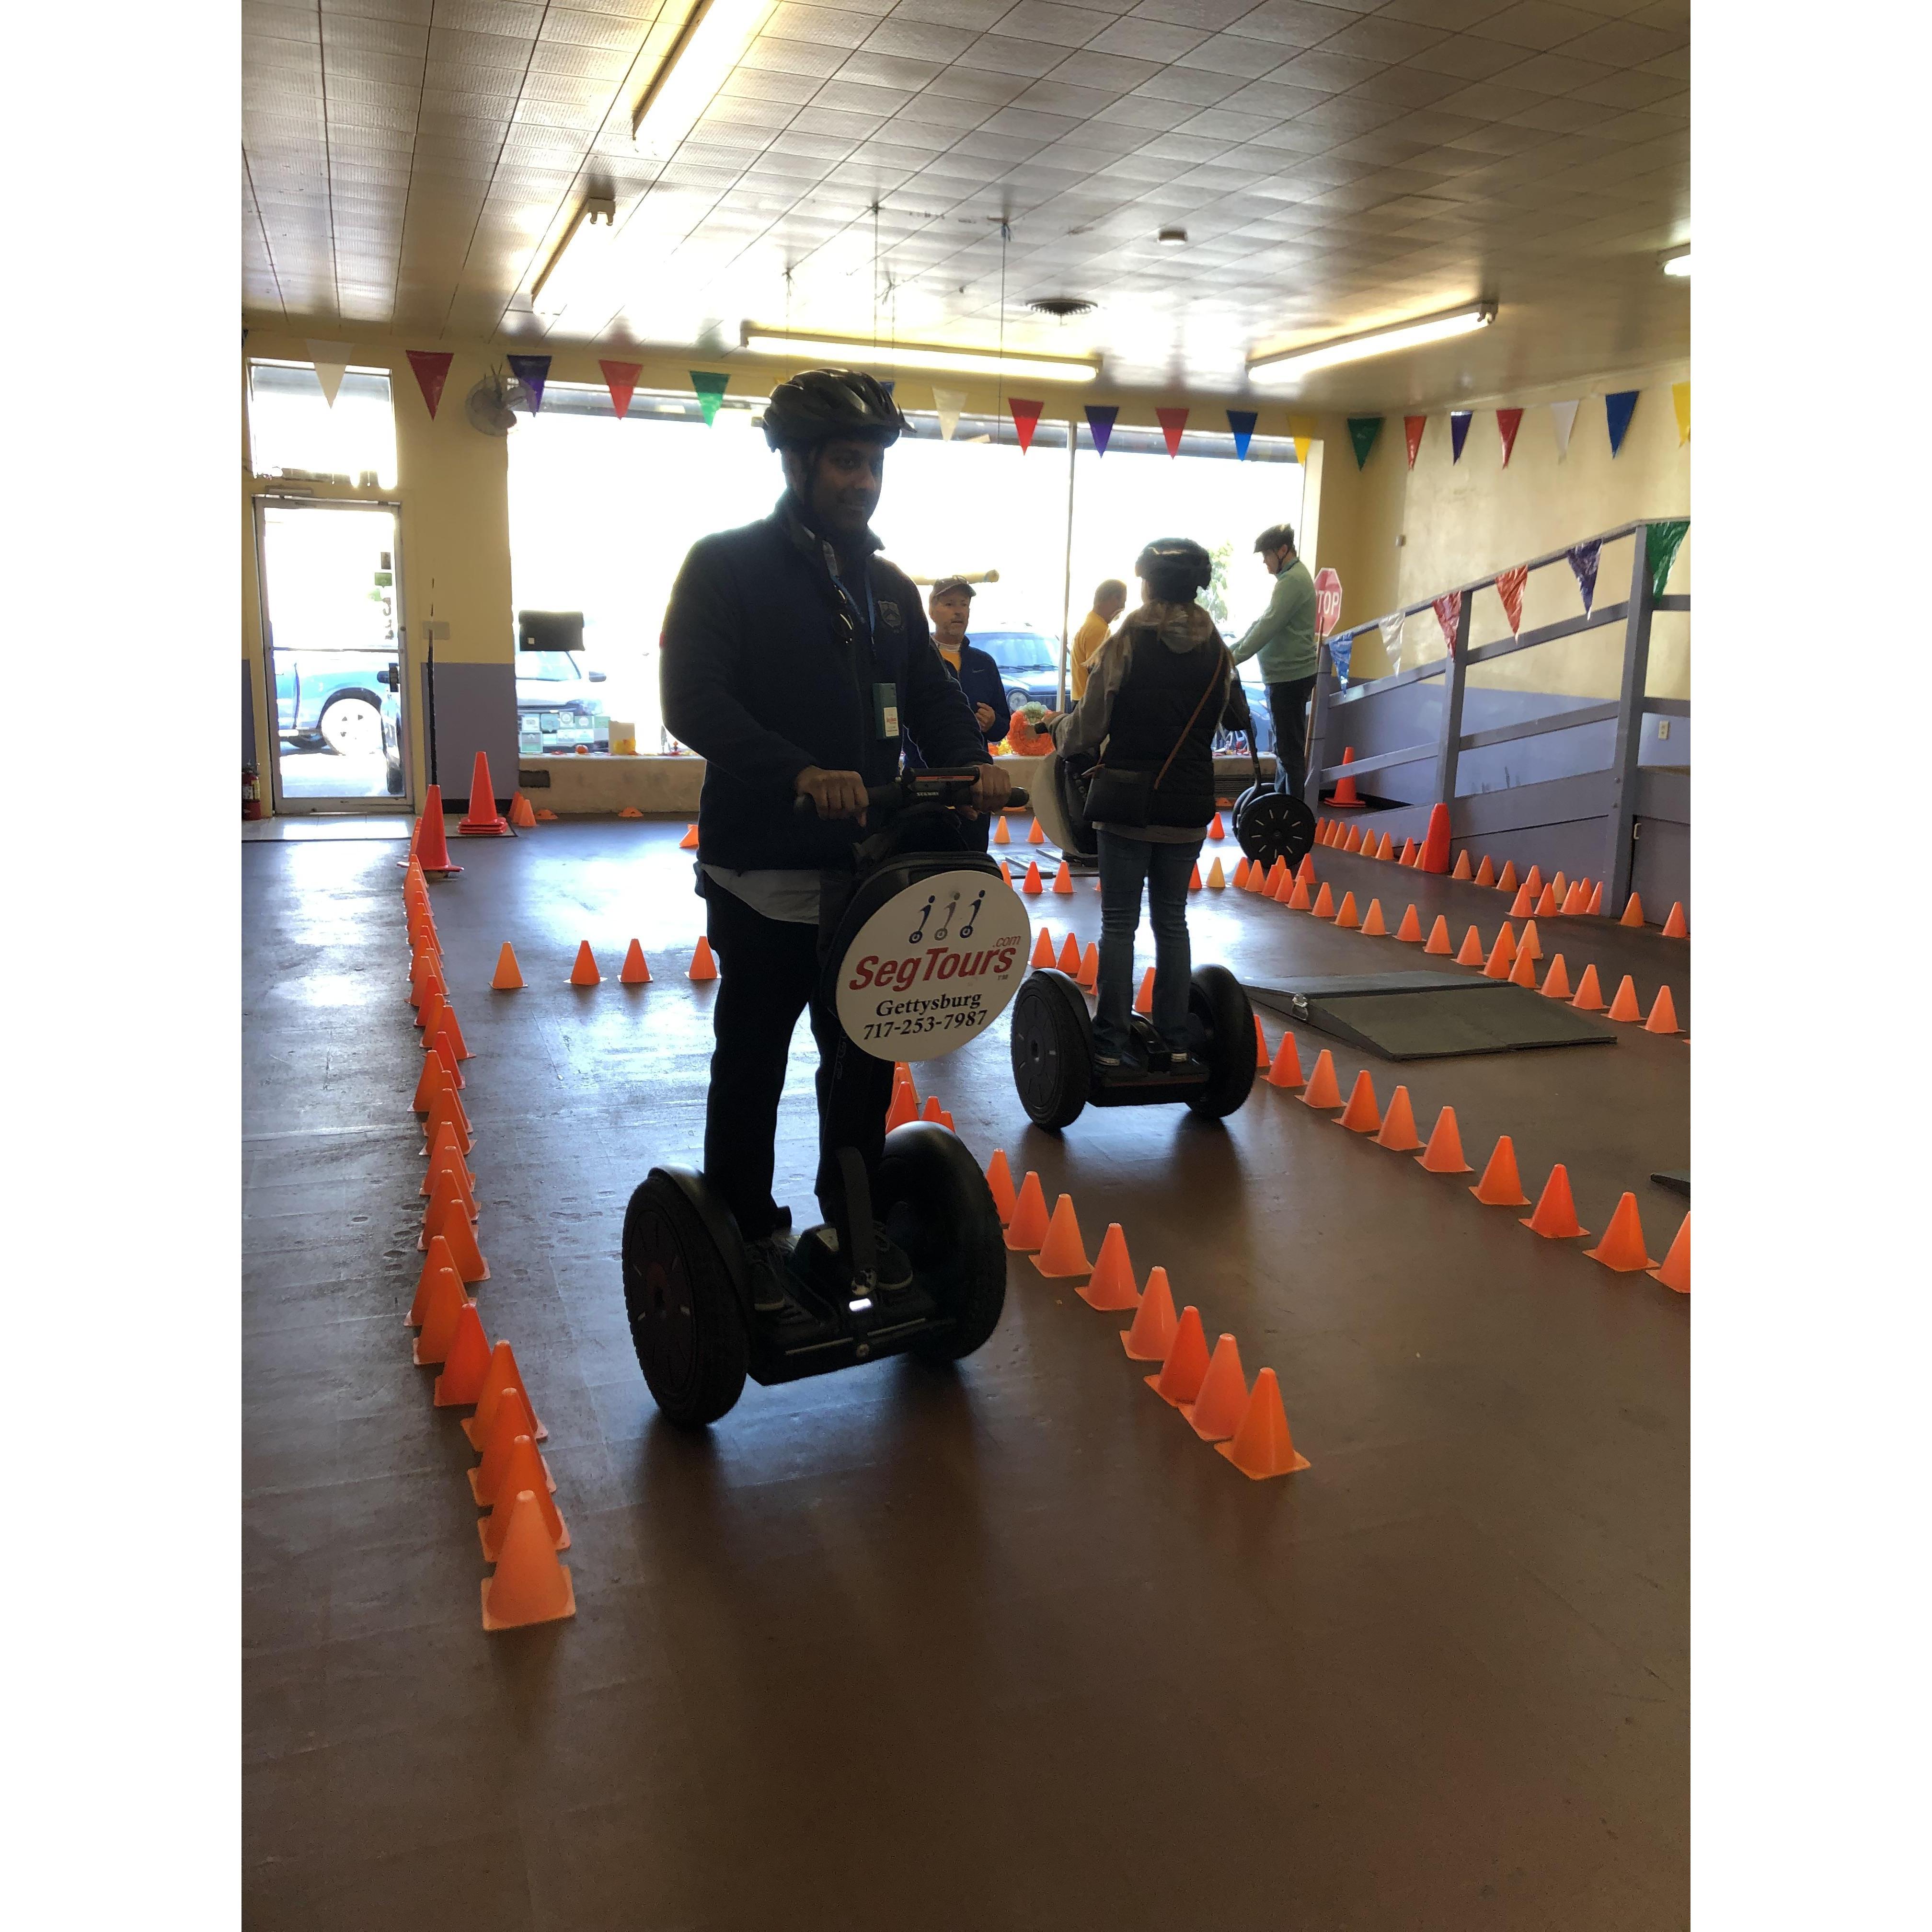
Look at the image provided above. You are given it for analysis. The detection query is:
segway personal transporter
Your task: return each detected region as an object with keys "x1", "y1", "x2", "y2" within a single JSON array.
[{"x1": 621, "y1": 770, "x2": 1032, "y2": 1427}]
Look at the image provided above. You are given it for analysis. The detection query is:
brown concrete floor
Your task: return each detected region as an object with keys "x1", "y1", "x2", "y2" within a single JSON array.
[{"x1": 244, "y1": 819, "x2": 1688, "y2": 1931}]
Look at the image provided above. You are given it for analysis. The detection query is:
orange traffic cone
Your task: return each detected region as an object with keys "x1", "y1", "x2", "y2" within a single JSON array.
[
  {"x1": 1455, "y1": 926, "x2": 1485, "y2": 966},
  {"x1": 1473, "y1": 855, "x2": 1495, "y2": 888},
  {"x1": 421, "y1": 1124, "x2": 472, "y2": 1196},
  {"x1": 1181, "y1": 1334, "x2": 1248, "y2": 1441},
  {"x1": 458, "y1": 751, "x2": 510, "y2": 835},
  {"x1": 1520, "y1": 1164, "x2": 1588, "y2": 1239},
  {"x1": 1509, "y1": 883, "x2": 1535, "y2": 917},
  {"x1": 1620, "y1": 892, "x2": 1645, "y2": 928},
  {"x1": 470, "y1": 1394, "x2": 553, "y2": 1505},
  {"x1": 1452, "y1": 851, "x2": 1473, "y2": 881},
  {"x1": 414, "y1": 785, "x2": 462, "y2": 875},
  {"x1": 1147, "y1": 1305, "x2": 1210, "y2": 1405},
  {"x1": 1509, "y1": 945, "x2": 1538, "y2": 988},
  {"x1": 1021, "y1": 860, "x2": 1044, "y2": 895},
  {"x1": 570, "y1": 941, "x2": 601, "y2": 987},
  {"x1": 416, "y1": 986, "x2": 445, "y2": 1037},
  {"x1": 479, "y1": 1439, "x2": 570, "y2": 1558},
  {"x1": 427, "y1": 1005, "x2": 471, "y2": 1062},
  {"x1": 617, "y1": 806, "x2": 644, "y2": 820},
  {"x1": 1373, "y1": 832, "x2": 1393, "y2": 861},
  {"x1": 430, "y1": 1035, "x2": 465, "y2": 1092},
  {"x1": 1331, "y1": 748, "x2": 1361, "y2": 807},
  {"x1": 1034, "y1": 1195, "x2": 1092, "y2": 1276},
  {"x1": 1394, "y1": 904, "x2": 1422, "y2": 943},
  {"x1": 678, "y1": 823, "x2": 699, "y2": 849},
  {"x1": 1079, "y1": 942, "x2": 1098, "y2": 990},
  {"x1": 1053, "y1": 862, "x2": 1074, "y2": 897},
  {"x1": 1416, "y1": 1105, "x2": 1472, "y2": 1173},
  {"x1": 1208, "y1": 811, "x2": 1225, "y2": 840},
  {"x1": 1534, "y1": 885, "x2": 1559, "y2": 917},
  {"x1": 422, "y1": 1090, "x2": 472, "y2": 1156},
  {"x1": 984, "y1": 1149, "x2": 1017, "y2": 1224},
  {"x1": 1470, "y1": 1135, "x2": 1530, "y2": 1206},
  {"x1": 1311, "y1": 882, "x2": 1336, "y2": 919},
  {"x1": 689, "y1": 936, "x2": 719, "y2": 982},
  {"x1": 920, "y1": 1094, "x2": 945, "y2": 1124},
  {"x1": 999, "y1": 860, "x2": 1012, "y2": 886},
  {"x1": 1571, "y1": 963, "x2": 1605, "y2": 1011},
  {"x1": 1483, "y1": 923, "x2": 1518, "y2": 978},
  {"x1": 413, "y1": 1052, "x2": 450, "y2": 1115},
  {"x1": 1342, "y1": 824, "x2": 1363, "y2": 854},
  {"x1": 1560, "y1": 880, "x2": 1588, "y2": 915},
  {"x1": 884, "y1": 1081, "x2": 918, "y2": 1131},
  {"x1": 1335, "y1": 1070, "x2": 1381, "y2": 1134},
  {"x1": 1003, "y1": 1171, "x2": 1049, "y2": 1251},
  {"x1": 1079, "y1": 1224, "x2": 1140, "y2": 1310},
  {"x1": 1206, "y1": 857, "x2": 1226, "y2": 888},
  {"x1": 433, "y1": 1301, "x2": 494, "y2": 1405},
  {"x1": 1121, "y1": 1266, "x2": 1179, "y2": 1360},
  {"x1": 1360, "y1": 898, "x2": 1387, "y2": 936},
  {"x1": 1025, "y1": 817, "x2": 1044, "y2": 842},
  {"x1": 1650, "y1": 1211, "x2": 1690, "y2": 1293},
  {"x1": 1243, "y1": 860, "x2": 1266, "y2": 894},
  {"x1": 1523, "y1": 864, "x2": 1543, "y2": 898},
  {"x1": 1552, "y1": 870, "x2": 1568, "y2": 900},
  {"x1": 1264, "y1": 855, "x2": 1288, "y2": 895},
  {"x1": 1374, "y1": 1085, "x2": 1422, "y2": 1151},
  {"x1": 479, "y1": 1490, "x2": 576, "y2": 1631},
  {"x1": 1496, "y1": 861, "x2": 1518, "y2": 892},
  {"x1": 1134, "y1": 967, "x2": 1154, "y2": 1014},
  {"x1": 412, "y1": 1265, "x2": 472, "y2": 1366},
  {"x1": 1030, "y1": 927, "x2": 1055, "y2": 969},
  {"x1": 1056, "y1": 932, "x2": 1081, "y2": 976},
  {"x1": 1540, "y1": 954, "x2": 1573, "y2": 999},
  {"x1": 1644, "y1": 985, "x2": 1680, "y2": 1034},
  {"x1": 620, "y1": 940, "x2": 652, "y2": 985},
  {"x1": 463, "y1": 1341, "x2": 547, "y2": 1445},
  {"x1": 1254, "y1": 1015, "x2": 1269, "y2": 1070},
  {"x1": 1399, "y1": 839, "x2": 1418, "y2": 866},
  {"x1": 1233, "y1": 856, "x2": 1251, "y2": 888},
  {"x1": 1585, "y1": 1193, "x2": 1657, "y2": 1272},
  {"x1": 1266, "y1": 1030, "x2": 1303, "y2": 1090},
  {"x1": 1424, "y1": 915, "x2": 1452, "y2": 955},
  {"x1": 423, "y1": 1161, "x2": 477, "y2": 1229},
  {"x1": 1295, "y1": 854, "x2": 1317, "y2": 885},
  {"x1": 535, "y1": 808, "x2": 557, "y2": 821},
  {"x1": 508, "y1": 791, "x2": 537, "y2": 829},
  {"x1": 1606, "y1": 975, "x2": 1642, "y2": 1022},
  {"x1": 1300, "y1": 1048, "x2": 1343, "y2": 1109},
  {"x1": 424, "y1": 1192, "x2": 489, "y2": 1282},
  {"x1": 406, "y1": 1236, "x2": 462, "y2": 1326},
  {"x1": 1334, "y1": 890, "x2": 1360, "y2": 929},
  {"x1": 1286, "y1": 877, "x2": 1312, "y2": 911},
  {"x1": 1518, "y1": 919, "x2": 1542, "y2": 962},
  {"x1": 1216, "y1": 1369, "x2": 1310, "y2": 1478},
  {"x1": 992, "y1": 814, "x2": 1010, "y2": 844},
  {"x1": 1661, "y1": 901, "x2": 1689, "y2": 938},
  {"x1": 491, "y1": 942, "x2": 524, "y2": 990}
]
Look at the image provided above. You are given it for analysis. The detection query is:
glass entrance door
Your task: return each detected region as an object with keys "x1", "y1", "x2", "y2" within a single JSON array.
[{"x1": 256, "y1": 500, "x2": 407, "y2": 812}]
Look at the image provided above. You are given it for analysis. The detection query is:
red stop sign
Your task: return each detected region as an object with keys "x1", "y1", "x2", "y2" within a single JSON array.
[{"x1": 1313, "y1": 566, "x2": 1343, "y2": 638}]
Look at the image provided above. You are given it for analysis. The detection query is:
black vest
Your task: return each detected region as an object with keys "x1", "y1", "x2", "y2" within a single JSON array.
[{"x1": 1104, "y1": 629, "x2": 1226, "y2": 829}]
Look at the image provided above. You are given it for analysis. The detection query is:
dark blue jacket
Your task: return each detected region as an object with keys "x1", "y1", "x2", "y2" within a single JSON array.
[
  {"x1": 908, "y1": 639, "x2": 1007, "y2": 765},
  {"x1": 660, "y1": 497, "x2": 986, "y2": 871}
]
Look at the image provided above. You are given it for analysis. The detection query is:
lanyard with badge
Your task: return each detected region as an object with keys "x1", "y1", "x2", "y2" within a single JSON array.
[{"x1": 826, "y1": 542, "x2": 898, "y2": 743}]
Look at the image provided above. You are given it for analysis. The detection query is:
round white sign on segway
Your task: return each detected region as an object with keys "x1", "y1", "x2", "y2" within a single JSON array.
[{"x1": 834, "y1": 867, "x2": 1032, "y2": 1061}]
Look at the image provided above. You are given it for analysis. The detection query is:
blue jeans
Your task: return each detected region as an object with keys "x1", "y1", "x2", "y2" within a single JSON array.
[{"x1": 1095, "y1": 830, "x2": 1204, "y2": 1059}]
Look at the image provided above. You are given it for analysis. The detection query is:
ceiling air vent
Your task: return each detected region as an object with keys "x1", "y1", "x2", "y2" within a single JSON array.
[{"x1": 1027, "y1": 296, "x2": 1096, "y2": 319}]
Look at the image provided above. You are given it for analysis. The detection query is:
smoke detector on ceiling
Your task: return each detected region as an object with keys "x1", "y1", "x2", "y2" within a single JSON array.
[{"x1": 1027, "y1": 296, "x2": 1095, "y2": 318}]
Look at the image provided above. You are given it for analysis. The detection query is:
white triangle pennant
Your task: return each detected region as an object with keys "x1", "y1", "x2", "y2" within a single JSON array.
[
  {"x1": 1377, "y1": 610, "x2": 1406, "y2": 673},
  {"x1": 308, "y1": 340, "x2": 354, "y2": 407},
  {"x1": 932, "y1": 387, "x2": 966, "y2": 442},
  {"x1": 1548, "y1": 398, "x2": 1579, "y2": 461}
]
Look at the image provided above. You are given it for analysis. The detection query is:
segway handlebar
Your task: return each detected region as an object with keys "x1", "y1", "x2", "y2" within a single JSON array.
[{"x1": 793, "y1": 768, "x2": 1028, "y2": 821}]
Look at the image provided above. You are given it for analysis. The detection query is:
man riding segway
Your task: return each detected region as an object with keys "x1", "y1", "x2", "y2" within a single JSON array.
[{"x1": 656, "y1": 369, "x2": 1012, "y2": 1342}]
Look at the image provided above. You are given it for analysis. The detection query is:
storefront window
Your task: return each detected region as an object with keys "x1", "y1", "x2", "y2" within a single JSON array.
[{"x1": 247, "y1": 361, "x2": 398, "y2": 489}]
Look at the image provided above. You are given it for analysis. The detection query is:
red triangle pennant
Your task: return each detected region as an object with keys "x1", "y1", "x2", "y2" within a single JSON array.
[
  {"x1": 405, "y1": 350, "x2": 455, "y2": 419},
  {"x1": 1496, "y1": 407, "x2": 1523, "y2": 468},
  {"x1": 1433, "y1": 592, "x2": 1463, "y2": 652},
  {"x1": 1495, "y1": 565, "x2": 1527, "y2": 637},
  {"x1": 1404, "y1": 415, "x2": 1427, "y2": 468},
  {"x1": 1008, "y1": 397, "x2": 1043, "y2": 453},
  {"x1": 1155, "y1": 406, "x2": 1188, "y2": 457},
  {"x1": 599, "y1": 359, "x2": 643, "y2": 420}
]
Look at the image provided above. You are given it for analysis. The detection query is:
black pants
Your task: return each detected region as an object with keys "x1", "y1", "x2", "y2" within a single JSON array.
[
  {"x1": 702, "y1": 882, "x2": 894, "y2": 1244},
  {"x1": 1267, "y1": 676, "x2": 1317, "y2": 801}
]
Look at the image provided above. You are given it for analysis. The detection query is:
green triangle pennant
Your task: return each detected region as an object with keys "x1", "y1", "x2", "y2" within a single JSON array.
[
  {"x1": 690, "y1": 370, "x2": 731, "y2": 426},
  {"x1": 1645, "y1": 518, "x2": 1689, "y2": 601},
  {"x1": 1347, "y1": 416, "x2": 1383, "y2": 470}
]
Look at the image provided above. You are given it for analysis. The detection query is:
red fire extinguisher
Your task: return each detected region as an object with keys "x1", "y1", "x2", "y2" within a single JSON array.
[{"x1": 242, "y1": 764, "x2": 265, "y2": 821}]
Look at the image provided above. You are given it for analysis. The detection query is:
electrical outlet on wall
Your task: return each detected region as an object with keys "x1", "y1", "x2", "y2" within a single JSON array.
[{"x1": 1657, "y1": 718, "x2": 1670, "y2": 739}]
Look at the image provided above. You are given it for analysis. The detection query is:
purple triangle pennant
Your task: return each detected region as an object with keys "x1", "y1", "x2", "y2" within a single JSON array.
[
  {"x1": 1083, "y1": 404, "x2": 1117, "y2": 455},
  {"x1": 1566, "y1": 540, "x2": 1602, "y2": 616},
  {"x1": 1226, "y1": 409, "x2": 1257, "y2": 459},
  {"x1": 505, "y1": 353, "x2": 552, "y2": 415},
  {"x1": 1449, "y1": 410, "x2": 1472, "y2": 464}
]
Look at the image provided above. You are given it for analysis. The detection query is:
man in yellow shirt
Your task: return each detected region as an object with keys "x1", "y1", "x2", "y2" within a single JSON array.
[{"x1": 1068, "y1": 578, "x2": 1128, "y2": 701}]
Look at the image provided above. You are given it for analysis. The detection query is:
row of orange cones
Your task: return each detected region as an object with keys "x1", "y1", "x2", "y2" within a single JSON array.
[
  {"x1": 681, "y1": 811, "x2": 1236, "y2": 855},
  {"x1": 487, "y1": 937, "x2": 720, "y2": 989},
  {"x1": 1250, "y1": 1019, "x2": 1690, "y2": 1288},
  {"x1": 405, "y1": 860, "x2": 576, "y2": 1631}
]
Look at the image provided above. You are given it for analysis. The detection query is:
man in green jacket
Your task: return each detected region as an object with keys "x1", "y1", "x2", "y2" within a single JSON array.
[{"x1": 1229, "y1": 523, "x2": 1318, "y2": 800}]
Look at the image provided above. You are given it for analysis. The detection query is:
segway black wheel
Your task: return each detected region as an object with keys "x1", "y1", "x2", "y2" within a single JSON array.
[
  {"x1": 1009, "y1": 968, "x2": 1093, "y2": 1130},
  {"x1": 621, "y1": 1169, "x2": 748, "y2": 1427},
  {"x1": 876, "y1": 1123, "x2": 1008, "y2": 1363},
  {"x1": 1185, "y1": 965, "x2": 1257, "y2": 1119},
  {"x1": 1233, "y1": 786, "x2": 1315, "y2": 873}
]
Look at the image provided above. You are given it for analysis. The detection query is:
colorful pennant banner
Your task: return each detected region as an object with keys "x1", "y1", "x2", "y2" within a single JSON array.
[
  {"x1": 1605, "y1": 390, "x2": 1639, "y2": 456},
  {"x1": 1496, "y1": 407, "x2": 1523, "y2": 468},
  {"x1": 1645, "y1": 518, "x2": 1690, "y2": 600},
  {"x1": 599, "y1": 359, "x2": 642, "y2": 420},
  {"x1": 1226, "y1": 409, "x2": 1256, "y2": 459},
  {"x1": 1347, "y1": 417, "x2": 1382, "y2": 469},
  {"x1": 1549, "y1": 400, "x2": 1579, "y2": 461},
  {"x1": 505, "y1": 353, "x2": 551, "y2": 415},
  {"x1": 1009, "y1": 397, "x2": 1043, "y2": 453},
  {"x1": 1433, "y1": 592, "x2": 1463, "y2": 653},
  {"x1": 1449, "y1": 411, "x2": 1472, "y2": 464},
  {"x1": 405, "y1": 349, "x2": 454, "y2": 419},
  {"x1": 1566, "y1": 540, "x2": 1602, "y2": 616},
  {"x1": 1403, "y1": 415, "x2": 1427, "y2": 469},
  {"x1": 1495, "y1": 564, "x2": 1527, "y2": 637},
  {"x1": 932, "y1": 388, "x2": 966, "y2": 442},
  {"x1": 690, "y1": 370, "x2": 731, "y2": 426},
  {"x1": 1155, "y1": 407, "x2": 1188, "y2": 457},
  {"x1": 1378, "y1": 610, "x2": 1406, "y2": 672},
  {"x1": 1671, "y1": 381, "x2": 1690, "y2": 447},
  {"x1": 1084, "y1": 404, "x2": 1117, "y2": 454},
  {"x1": 308, "y1": 340, "x2": 352, "y2": 407}
]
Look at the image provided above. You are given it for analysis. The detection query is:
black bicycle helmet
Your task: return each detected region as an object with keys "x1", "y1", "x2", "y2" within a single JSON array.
[
  {"x1": 1134, "y1": 536, "x2": 1214, "y2": 602},
  {"x1": 761, "y1": 368, "x2": 908, "y2": 451}
]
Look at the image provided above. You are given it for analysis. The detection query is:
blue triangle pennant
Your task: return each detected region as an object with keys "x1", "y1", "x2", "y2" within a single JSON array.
[
  {"x1": 1566, "y1": 540, "x2": 1602, "y2": 616},
  {"x1": 1226, "y1": 409, "x2": 1257, "y2": 459},
  {"x1": 505, "y1": 353, "x2": 552, "y2": 414},
  {"x1": 1449, "y1": 410, "x2": 1472, "y2": 464},
  {"x1": 1605, "y1": 389, "x2": 1639, "y2": 456},
  {"x1": 1083, "y1": 404, "x2": 1117, "y2": 455}
]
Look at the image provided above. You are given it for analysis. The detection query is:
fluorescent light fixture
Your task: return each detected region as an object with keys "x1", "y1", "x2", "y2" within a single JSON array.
[
  {"x1": 632, "y1": 0, "x2": 776, "y2": 159},
  {"x1": 1247, "y1": 302, "x2": 1497, "y2": 382},
  {"x1": 740, "y1": 326, "x2": 1099, "y2": 385},
  {"x1": 531, "y1": 197, "x2": 618, "y2": 316},
  {"x1": 1662, "y1": 249, "x2": 1690, "y2": 277}
]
